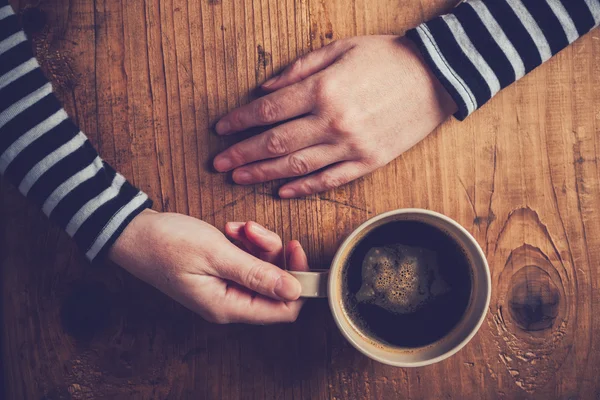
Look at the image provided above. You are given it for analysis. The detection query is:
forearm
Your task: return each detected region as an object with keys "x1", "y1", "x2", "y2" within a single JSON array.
[
  {"x1": 0, "y1": 1, "x2": 151, "y2": 261},
  {"x1": 406, "y1": 0, "x2": 600, "y2": 120}
]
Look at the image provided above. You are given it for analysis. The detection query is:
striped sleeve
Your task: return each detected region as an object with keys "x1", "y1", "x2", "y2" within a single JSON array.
[
  {"x1": 406, "y1": 0, "x2": 600, "y2": 120},
  {"x1": 0, "y1": 2, "x2": 151, "y2": 262}
]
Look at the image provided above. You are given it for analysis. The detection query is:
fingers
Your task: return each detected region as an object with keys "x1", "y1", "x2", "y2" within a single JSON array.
[
  {"x1": 286, "y1": 240, "x2": 309, "y2": 272},
  {"x1": 214, "y1": 245, "x2": 301, "y2": 301},
  {"x1": 215, "y1": 41, "x2": 355, "y2": 136},
  {"x1": 255, "y1": 240, "x2": 310, "y2": 323},
  {"x1": 218, "y1": 284, "x2": 304, "y2": 324},
  {"x1": 231, "y1": 145, "x2": 345, "y2": 185},
  {"x1": 279, "y1": 160, "x2": 371, "y2": 198},
  {"x1": 224, "y1": 241, "x2": 309, "y2": 324},
  {"x1": 243, "y1": 221, "x2": 283, "y2": 264},
  {"x1": 224, "y1": 221, "x2": 245, "y2": 241},
  {"x1": 181, "y1": 276, "x2": 303, "y2": 324},
  {"x1": 215, "y1": 81, "x2": 315, "y2": 136},
  {"x1": 262, "y1": 40, "x2": 354, "y2": 91},
  {"x1": 225, "y1": 221, "x2": 260, "y2": 254},
  {"x1": 226, "y1": 221, "x2": 283, "y2": 264},
  {"x1": 214, "y1": 118, "x2": 323, "y2": 172}
]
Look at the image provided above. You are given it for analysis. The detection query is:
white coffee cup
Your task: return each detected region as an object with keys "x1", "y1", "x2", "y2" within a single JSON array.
[{"x1": 290, "y1": 208, "x2": 491, "y2": 367}]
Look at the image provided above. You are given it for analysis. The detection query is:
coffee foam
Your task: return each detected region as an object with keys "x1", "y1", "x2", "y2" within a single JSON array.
[
  {"x1": 355, "y1": 244, "x2": 450, "y2": 314},
  {"x1": 337, "y1": 215, "x2": 477, "y2": 352}
]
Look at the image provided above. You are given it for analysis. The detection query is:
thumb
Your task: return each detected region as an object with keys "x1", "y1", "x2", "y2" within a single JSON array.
[
  {"x1": 215, "y1": 247, "x2": 302, "y2": 301},
  {"x1": 261, "y1": 40, "x2": 353, "y2": 91}
]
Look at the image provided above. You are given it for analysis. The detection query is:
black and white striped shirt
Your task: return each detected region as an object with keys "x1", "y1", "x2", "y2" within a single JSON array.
[
  {"x1": 407, "y1": 0, "x2": 600, "y2": 120},
  {"x1": 0, "y1": 1, "x2": 150, "y2": 262}
]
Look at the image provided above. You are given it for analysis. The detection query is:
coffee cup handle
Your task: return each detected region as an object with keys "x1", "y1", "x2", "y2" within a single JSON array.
[{"x1": 288, "y1": 270, "x2": 329, "y2": 298}]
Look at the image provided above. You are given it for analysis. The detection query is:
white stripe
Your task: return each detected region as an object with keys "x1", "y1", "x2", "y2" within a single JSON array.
[
  {"x1": 0, "y1": 5, "x2": 14, "y2": 21},
  {"x1": 0, "y1": 109, "x2": 68, "y2": 173},
  {"x1": 19, "y1": 132, "x2": 86, "y2": 195},
  {"x1": 0, "y1": 58, "x2": 39, "y2": 91},
  {"x1": 469, "y1": 1, "x2": 526, "y2": 80},
  {"x1": 416, "y1": 25, "x2": 477, "y2": 115},
  {"x1": 42, "y1": 157, "x2": 104, "y2": 216},
  {"x1": 584, "y1": 0, "x2": 600, "y2": 25},
  {"x1": 65, "y1": 174, "x2": 127, "y2": 237},
  {"x1": 0, "y1": 82, "x2": 53, "y2": 129},
  {"x1": 505, "y1": 0, "x2": 552, "y2": 62},
  {"x1": 85, "y1": 192, "x2": 149, "y2": 261},
  {"x1": 0, "y1": 31, "x2": 26, "y2": 56},
  {"x1": 442, "y1": 14, "x2": 501, "y2": 97},
  {"x1": 547, "y1": 1, "x2": 579, "y2": 44}
]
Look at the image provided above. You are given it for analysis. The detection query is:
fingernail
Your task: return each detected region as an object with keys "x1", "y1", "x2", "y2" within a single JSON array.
[
  {"x1": 214, "y1": 156, "x2": 233, "y2": 171},
  {"x1": 250, "y1": 222, "x2": 270, "y2": 237},
  {"x1": 262, "y1": 75, "x2": 279, "y2": 88},
  {"x1": 233, "y1": 170, "x2": 253, "y2": 184},
  {"x1": 274, "y1": 275, "x2": 301, "y2": 300},
  {"x1": 215, "y1": 120, "x2": 231, "y2": 135},
  {"x1": 279, "y1": 188, "x2": 296, "y2": 198},
  {"x1": 226, "y1": 221, "x2": 244, "y2": 232}
]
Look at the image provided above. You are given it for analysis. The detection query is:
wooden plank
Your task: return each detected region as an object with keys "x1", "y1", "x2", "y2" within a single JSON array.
[{"x1": 1, "y1": 0, "x2": 600, "y2": 399}]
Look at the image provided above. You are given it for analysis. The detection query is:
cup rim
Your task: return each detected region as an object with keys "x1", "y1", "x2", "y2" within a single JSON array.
[{"x1": 327, "y1": 208, "x2": 491, "y2": 367}]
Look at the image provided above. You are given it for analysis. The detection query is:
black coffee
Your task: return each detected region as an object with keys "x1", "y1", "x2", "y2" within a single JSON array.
[{"x1": 341, "y1": 220, "x2": 472, "y2": 348}]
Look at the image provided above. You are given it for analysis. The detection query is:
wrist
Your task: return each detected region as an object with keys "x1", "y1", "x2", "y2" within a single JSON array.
[
  {"x1": 401, "y1": 37, "x2": 458, "y2": 119},
  {"x1": 108, "y1": 208, "x2": 157, "y2": 267}
]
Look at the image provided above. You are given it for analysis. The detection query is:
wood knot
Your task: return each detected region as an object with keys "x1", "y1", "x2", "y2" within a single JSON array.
[
  {"x1": 486, "y1": 208, "x2": 574, "y2": 394},
  {"x1": 508, "y1": 266, "x2": 560, "y2": 331},
  {"x1": 60, "y1": 282, "x2": 112, "y2": 342}
]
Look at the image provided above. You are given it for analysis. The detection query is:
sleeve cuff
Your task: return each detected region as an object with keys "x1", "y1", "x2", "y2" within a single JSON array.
[
  {"x1": 87, "y1": 192, "x2": 152, "y2": 263},
  {"x1": 406, "y1": 25, "x2": 475, "y2": 121},
  {"x1": 406, "y1": 0, "x2": 600, "y2": 121}
]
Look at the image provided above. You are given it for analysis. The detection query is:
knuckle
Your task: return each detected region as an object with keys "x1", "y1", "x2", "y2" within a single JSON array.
[
  {"x1": 255, "y1": 98, "x2": 279, "y2": 123},
  {"x1": 287, "y1": 57, "x2": 304, "y2": 78},
  {"x1": 228, "y1": 111, "x2": 243, "y2": 130},
  {"x1": 227, "y1": 146, "x2": 246, "y2": 165},
  {"x1": 346, "y1": 138, "x2": 372, "y2": 159},
  {"x1": 265, "y1": 132, "x2": 288, "y2": 156},
  {"x1": 324, "y1": 110, "x2": 358, "y2": 143},
  {"x1": 345, "y1": 138, "x2": 362, "y2": 155},
  {"x1": 288, "y1": 154, "x2": 311, "y2": 176},
  {"x1": 299, "y1": 180, "x2": 318, "y2": 195},
  {"x1": 246, "y1": 165, "x2": 266, "y2": 181},
  {"x1": 244, "y1": 262, "x2": 270, "y2": 292},
  {"x1": 314, "y1": 78, "x2": 335, "y2": 103},
  {"x1": 319, "y1": 172, "x2": 346, "y2": 191},
  {"x1": 328, "y1": 114, "x2": 354, "y2": 137},
  {"x1": 326, "y1": 39, "x2": 343, "y2": 53}
]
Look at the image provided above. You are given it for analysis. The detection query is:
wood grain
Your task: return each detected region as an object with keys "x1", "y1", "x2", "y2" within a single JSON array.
[{"x1": 1, "y1": 0, "x2": 600, "y2": 398}]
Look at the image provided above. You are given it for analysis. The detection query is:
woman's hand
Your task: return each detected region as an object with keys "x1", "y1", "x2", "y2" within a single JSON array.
[
  {"x1": 213, "y1": 35, "x2": 457, "y2": 198},
  {"x1": 109, "y1": 210, "x2": 309, "y2": 324}
]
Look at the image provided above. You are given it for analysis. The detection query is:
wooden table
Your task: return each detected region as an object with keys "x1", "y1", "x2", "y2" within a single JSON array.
[{"x1": 1, "y1": 0, "x2": 599, "y2": 398}]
